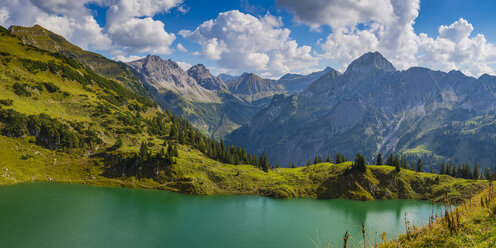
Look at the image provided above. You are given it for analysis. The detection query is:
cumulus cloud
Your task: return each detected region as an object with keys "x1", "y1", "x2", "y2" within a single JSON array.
[
  {"x1": 418, "y1": 18, "x2": 496, "y2": 76},
  {"x1": 0, "y1": 0, "x2": 111, "y2": 50},
  {"x1": 179, "y1": 10, "x2": 318, "y2": 77},
  {"x1": 277, "y1": 0, "x2": 496, "y2": 76},
  {"x1": 0, "y1": 0, "x2": 182, "y2": 56},
  {"x1": 113, "y1": 55, "x2": 144, "y2": 63},
  {"x1": 176, "y1": 61, "x2": 192, "y2": 71},
  {"x1": 176, "y1": 43, "x2": 187, "y2": 52}
]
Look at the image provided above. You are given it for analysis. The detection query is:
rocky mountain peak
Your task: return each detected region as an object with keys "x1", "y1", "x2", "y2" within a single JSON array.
[
  {"x1": 344, "y1": 52, "x2": 396, "y2": 77},
  {"x1": 187, "y1": 64, "x2": 225, "y2": 90},
  {"x1": 217, "y1": 73, "x2": 237, "y2": 82}
]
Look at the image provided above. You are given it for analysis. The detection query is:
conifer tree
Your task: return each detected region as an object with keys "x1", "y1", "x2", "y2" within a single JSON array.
[
  {"x1": 335, "y1": 153, "x2": 344, "y2": 164},
  {"x1": 307, "y1": 159, "x2": 313, "y2": 166},
  {"x1": 385, "y1": 154, "x2": 393, "y2": 166},
  {"x1": 484, "y1": 168, "x2": 491, "y2": 180},
  {"x1": 393, "y1": 155, "x2": 400, "y2": 169},
  {"x1": 326, "y1": 155, "x2": 331, "y2": 163},
  {"x1": 260, "y1": 153, "x2": 269, "y2": 172},
  {"x1": 376, "y1": 153, "x2": 383, "y2": 165},
  {"x1": 353, "y1": 153, "x2": 367, "y2": 173},
  {"x1": 473, "y1": 164, "x2": 479, "y2": 179},
  {"x1": 395, "y1": 159, "x2": 401, "y2": 172},
  {"x1": 416, "y1": 159, "x2": 423, "y2": 172},
  {"x1": 440, "y1": 162, "x2": 446, "y2": 174}
]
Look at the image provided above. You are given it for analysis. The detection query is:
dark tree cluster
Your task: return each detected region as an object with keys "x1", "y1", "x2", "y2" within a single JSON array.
[
  {"x1": 0, "y1": 109, "x2": 101, "y2": 150},
  {"x1": 149, "y1": 112, "x2": 273, "y2": 172},
  {"x1": 440, "y1": 162, "x2": 481, "y2": 179},
  {"x1": 353, "y1": 153, "x2": 367, "y2": 173},
  {"x1": 104, "y1": 141, "x2": 179, "y2": 179}
]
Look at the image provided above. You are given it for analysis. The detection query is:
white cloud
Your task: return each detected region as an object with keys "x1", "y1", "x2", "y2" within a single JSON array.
[
  {"x1": 113, "y1": 55, "x2": 144, "y2": 63},
  {"x1": 0, "y1": 0, "x2": 182, "y2": 55},
  {"x1": 106, "y1": 17, "x2": 175, "y2": 54},
  {"x1": 176, "y1": 43, "x2": 187, "y2": 52},
  {"x1": 277, "y1": 0, "x2": 395, "y2": 31},
  {"x1": 418, "y1": 18, "x2": 496, "y2": 76},
  {"x1": 0, "y1": 7, "x2": 9, "y2": 24},
  {"x1": 180, "y1": 10, "x2": 318, "y2": 77},
  {"x1": 278, "y1": 0, "x2": 496, "y2": 77},
  {"x1": 176, "y1": 61, "x2": 192, "y2": 71},
  {"x1": 0, "y1": 0, "x2": 111, "y2": 51}
]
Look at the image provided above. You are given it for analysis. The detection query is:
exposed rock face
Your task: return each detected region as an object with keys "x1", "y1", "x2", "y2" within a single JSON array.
[
  {"x1": 128, "y1": 55, "x2": 219, "y2": 102},
  {"x1": 187, "y1": 64, "x2": 226, "y2": 90},
  {"x1": 217, "y1": 73, "x2": 237, "y2": 83},
  {"x1": 127, "y1": 56, "x2": 262, "y2": 139},
  {"x1": 228, "y1": 52, "x2": 496, "y2": 168},
  {"x1": 226, "y1": 73, "x2": 285, "y2": 102},
  {"x1": 277, "y1": 67, "x2": 335, "y2": 94}
]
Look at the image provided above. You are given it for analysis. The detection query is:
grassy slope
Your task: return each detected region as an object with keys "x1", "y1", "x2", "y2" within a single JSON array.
[
  {"x1": 8, "y1": 25, "x2": 149, "y2": 97},
  {"x1": 380, "y1": 184, "x2": 496, "y2": 247},
  {"x1": 0, "y1": 133, "x2": 485, "y2": 203}
]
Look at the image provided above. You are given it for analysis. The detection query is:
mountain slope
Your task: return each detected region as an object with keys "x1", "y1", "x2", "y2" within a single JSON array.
[
  {"x1": 127, "y1": 55, "x2": 259, "y2": 138},
  {"x1": 187, "y1": 64, "x2": 226, "y2": 90},
  {"x1": 9, "y1": 25, "x2": 149, "y2": 97},
  {"x1": 277, "y1": 67, "x2": 335, "y2": 93},
  {"x1": 226, "y1": 72, "x2": 285, "y2": 103},
  {"x1": 228, "y1": 52, "x2": 496, "y2": 169}
]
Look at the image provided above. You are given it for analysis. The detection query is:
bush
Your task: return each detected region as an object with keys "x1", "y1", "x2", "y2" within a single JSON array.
[
  {"x1": 13, "y1": 83, "x2": 31, "y2": 97},
  {"x1": 20, "y1": 154, "x2": 34, "y2": 160},
  {"x1": 0, "y1": 99, "x2": 13, "y2": 106},
  {"x1": 42, "y1": 82, "x2": 60, "y2": 93}
]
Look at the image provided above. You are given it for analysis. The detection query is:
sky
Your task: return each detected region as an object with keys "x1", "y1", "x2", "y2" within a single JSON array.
[{"x1": 1, "y1": 0, "x2": 496, "y2": 79}]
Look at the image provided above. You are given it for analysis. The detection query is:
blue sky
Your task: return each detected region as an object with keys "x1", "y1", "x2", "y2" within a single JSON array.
[{"x1": 1, "y1": 0, "x2": 496, "y2": 78}]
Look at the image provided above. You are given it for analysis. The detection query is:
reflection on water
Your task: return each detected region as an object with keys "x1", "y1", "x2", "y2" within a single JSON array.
[{"x1": 0, "y1": 183, "x2": 445, "y2": 248}]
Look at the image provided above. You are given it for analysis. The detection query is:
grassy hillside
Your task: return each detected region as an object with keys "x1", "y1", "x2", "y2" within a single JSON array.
[
  {"x1": 0, "y1": 132, "x2": 485, "y2": 203},
  {"x1": 9, "y1": 25, "x2": 149, "y2": 97},
  {"x1": 380, "y1": 183, "x2": 496, "y2": 247}
]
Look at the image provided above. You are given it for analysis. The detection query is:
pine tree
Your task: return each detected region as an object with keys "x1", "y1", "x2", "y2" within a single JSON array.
[
  {"x1": 139, "y1": 142, "x2": 148, "y2": 161},
  {"x1": 354, "y1": 153, "x2": 367, "y2": 173},
  {"x1": 376, "y1": 153, "x2": 383, "y2": 165},
  {"x1": 326, "y1": 155, "x2": 331, "y2": 163},
  {"x1": 416, "y1": 159, "x2": 423, "y2": 172},
  {"x1": 385, "y1": 154, "x2": 393, "y2": 166},
  {"x1": 440, "y1": 162, "x2": 446, "y2": 174},
  {"x1": 484, "y1": 168, "x2": 491, "y2": 180},
  {"x1": 307, "y1": 159, "x2": 312, "y2": 166},
  {"x1": 335, "y1": 153, "x2": 344, "y2": 164},
  {"x1": 395, "y1": 159, "x2": 401, "y2": 172},
  {"x1": 473, "y1": 164, "x2": 479, "y2": 179},
  {"x1": 393, "y1": 155, "x2": 400, "y2": 169},
  {"x1": 260, "y1": 153, "x2": 269, "y2": 172},
  {"x1": 314, "y1": 155, "x2": 322, "y2": 164}
]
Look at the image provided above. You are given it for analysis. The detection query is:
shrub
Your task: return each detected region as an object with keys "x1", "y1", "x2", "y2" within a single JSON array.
[
  {"x1": 42, "y1": 82, "x2": 60, "y2": 93},
  {"x1": 20, "y1": 154, "x2": 34, "y2": 160},
  {"x1": 0, "y1": 99, "x2": 13, "y2": 106},
  {"x1": 13, "y1": 83, "x2": 31, "y2": 97}
]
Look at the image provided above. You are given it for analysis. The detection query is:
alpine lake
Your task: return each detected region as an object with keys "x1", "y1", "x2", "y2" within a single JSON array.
[{"x1": 0, "y1": 183, "x2": 446, "y2": 248}]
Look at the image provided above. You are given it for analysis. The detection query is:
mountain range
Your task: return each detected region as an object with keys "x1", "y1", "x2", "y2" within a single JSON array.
[
  {"x1": 8, "y1": 24, "x2": 496, "y2": 170},
  {"x1": 228, "y1": 52, "x2": 496, "y2": 169}
]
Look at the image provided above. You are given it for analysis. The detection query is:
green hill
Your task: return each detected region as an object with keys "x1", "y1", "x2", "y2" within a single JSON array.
[{"x1": 9, "y1": 25, "x2": 149, "y2": 97}]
